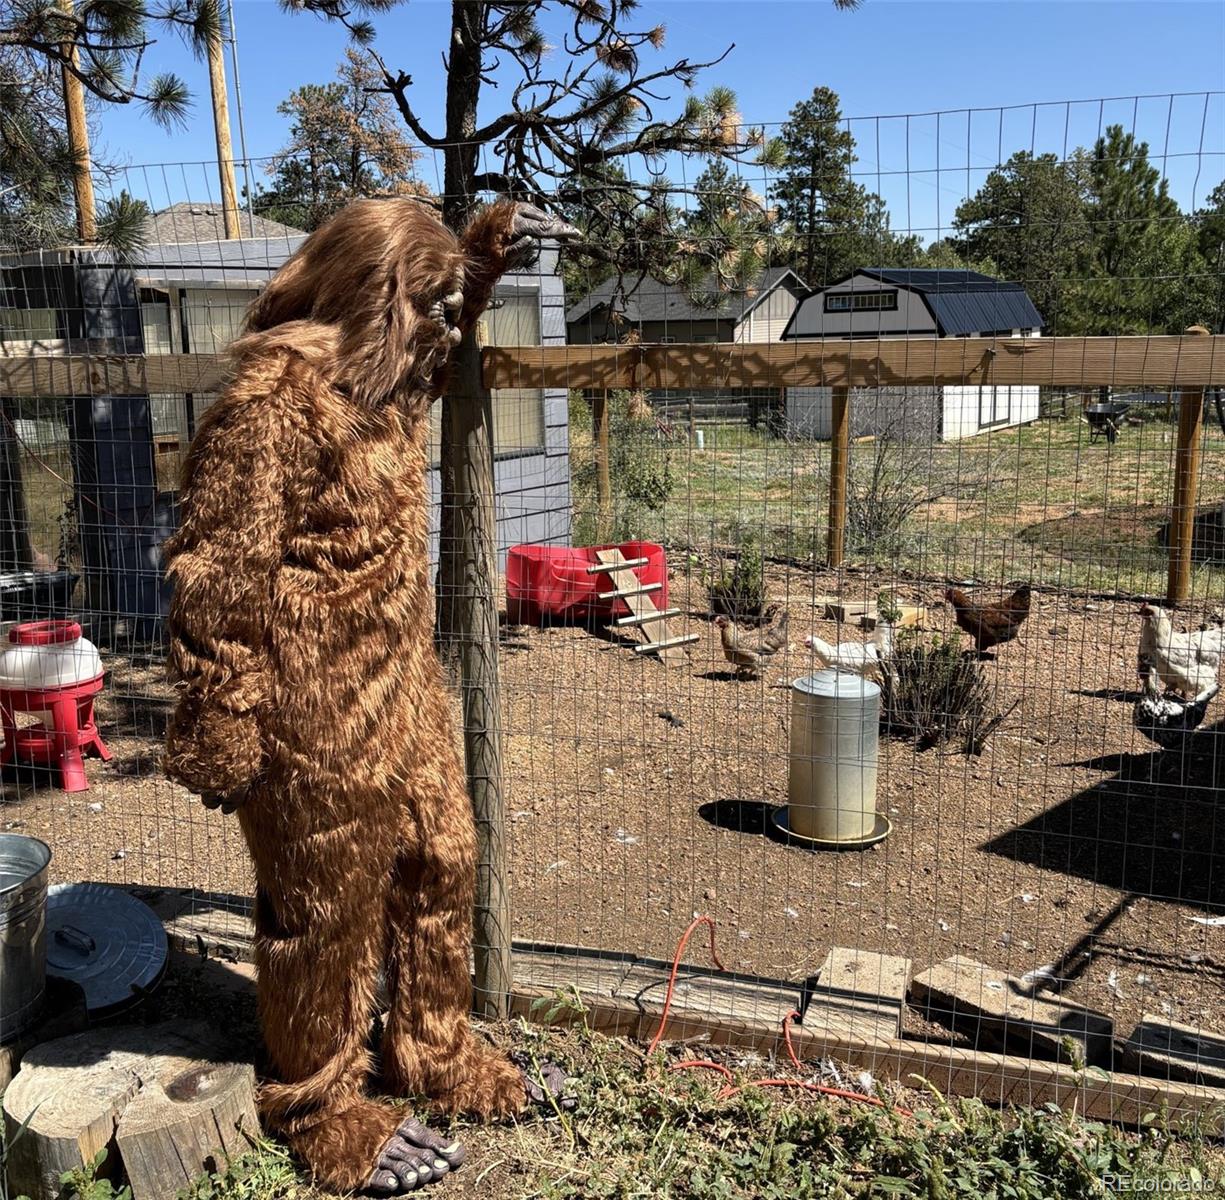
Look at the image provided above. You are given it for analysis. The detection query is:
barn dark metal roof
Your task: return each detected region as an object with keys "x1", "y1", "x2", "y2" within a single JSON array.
[{"x1": 783, "y1": 268, "x2": 1044, "y2": 339}]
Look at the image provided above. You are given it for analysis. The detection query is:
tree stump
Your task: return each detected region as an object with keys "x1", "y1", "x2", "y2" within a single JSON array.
[{"x1": 2, "y1": 1022, "x2": 259, "y2": 1200}]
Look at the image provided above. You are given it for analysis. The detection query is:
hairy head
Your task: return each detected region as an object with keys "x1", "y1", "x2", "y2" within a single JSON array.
[{"x1": 239, "y1": 198, "x2": 465, "y2": 409}]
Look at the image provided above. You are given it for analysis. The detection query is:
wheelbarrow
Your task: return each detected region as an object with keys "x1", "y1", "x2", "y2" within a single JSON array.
[{"x1": 1084, "y1": 402, "x2": 1130, "y2": 444}]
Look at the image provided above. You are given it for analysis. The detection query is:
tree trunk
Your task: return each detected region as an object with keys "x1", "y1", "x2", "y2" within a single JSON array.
[
  {"x1": 433, "y1": 1, "x2": 511, "y2": 1016},
  {"x1": 435, "y1": 0, "x2": 485, "y2": 653},
  {"x1": 57, "y1": 0, "x2": 96, "y2": 242}
]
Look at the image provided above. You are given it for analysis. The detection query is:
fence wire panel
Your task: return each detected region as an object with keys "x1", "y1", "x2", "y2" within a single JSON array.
[{"x1": 1, "y1": 92, "x2": 1223, "y2": 1106}]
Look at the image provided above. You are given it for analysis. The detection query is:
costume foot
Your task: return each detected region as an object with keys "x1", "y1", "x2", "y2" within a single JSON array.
[
  {"x1": 366, "y1": 1118, "x2": 466, "y2": 1195},
  {"x1": 510, "y1": 1050, "x2": 577, "y2": 1113}
]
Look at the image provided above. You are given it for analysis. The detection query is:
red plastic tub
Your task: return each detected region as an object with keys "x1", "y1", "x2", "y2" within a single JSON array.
[{"x1": 505, "y1": 541, "x2": 668, "y2": 626}]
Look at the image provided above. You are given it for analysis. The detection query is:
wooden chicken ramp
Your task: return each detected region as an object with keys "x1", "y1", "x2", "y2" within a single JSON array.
[{"x1": 588, "y1": 547, "x2": 697, "y2": 665}]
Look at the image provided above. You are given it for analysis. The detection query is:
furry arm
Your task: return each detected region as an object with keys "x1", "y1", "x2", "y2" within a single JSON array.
[
  {"x1": 456, "y1": 201, "x2": 519, "y2": 333},
  {"x1": 162, "y1": 356, "x2": 312, "y2": 797}
]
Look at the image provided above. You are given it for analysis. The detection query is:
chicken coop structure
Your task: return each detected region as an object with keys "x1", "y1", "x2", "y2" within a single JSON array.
[
  {"x1": 2, "y1": 92, "x2": 1225, "y2": 1146},
  {"x1": 0, "y1": 205, "x2": 572, "y2": 636},
  {"x1": 782, "y1": 269, "x2": 1044, "y2": 441}
]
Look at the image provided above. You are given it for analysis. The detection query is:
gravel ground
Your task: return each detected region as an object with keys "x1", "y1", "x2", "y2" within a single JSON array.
[{"x1": 3, "y1": 563, "x2": 1222, "y2": 1049}]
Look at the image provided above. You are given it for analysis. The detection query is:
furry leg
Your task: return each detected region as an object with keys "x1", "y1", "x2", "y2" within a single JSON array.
[
  {"x1": 380, "y1": 752, "x2": 526, "y2": 1119},
  {"x1": 244, "y1": 811, "x2": 440, "y2": 1189}
]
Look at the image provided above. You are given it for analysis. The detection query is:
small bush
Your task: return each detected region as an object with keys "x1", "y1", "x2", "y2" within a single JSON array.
[
  {"x1": 569, "y1": 389, "x2": 677, "y2": 547},
  {"x1": 708, "y1": 535, "x2": 768, "y2": 622},
  {"x1": 880, "y1": 627, "x2": 990, "y2": 750}
]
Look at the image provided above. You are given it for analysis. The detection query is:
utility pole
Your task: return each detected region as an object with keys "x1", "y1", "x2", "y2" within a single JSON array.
[
  {"x1": 205, "y1": 23, "x2": 241, "y2": 239},
  {"x1": 56, "y1": 0, "x2": 96, "y2": 242}
]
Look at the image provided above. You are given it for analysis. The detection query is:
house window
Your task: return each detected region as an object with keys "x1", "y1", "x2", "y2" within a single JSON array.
[
  {"x1": 0, "y1": 307, "x2": 60, "y2": 343},
  {"x1": 139, "y1": 290, "x2": 174, "y2": 355},
  {"x1": 824, "y1": 290, "x2": 898, "y2": 313},
  {"x1": 426, "y1": 290, "x2": 546, "y2": 465},
  {"x1": 181, "y1": 287, "x2": 259, "y2": 353}
]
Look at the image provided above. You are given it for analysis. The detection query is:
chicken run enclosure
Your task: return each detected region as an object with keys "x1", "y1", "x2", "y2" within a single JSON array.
[{"x1": 2, "y1": 93, "x2": 1225, "y2": 1127}]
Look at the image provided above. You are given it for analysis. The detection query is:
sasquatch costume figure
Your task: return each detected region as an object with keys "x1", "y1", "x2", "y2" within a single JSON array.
[{"x1": 162, "y1": 199, "x2": 578, "y2": 1194}]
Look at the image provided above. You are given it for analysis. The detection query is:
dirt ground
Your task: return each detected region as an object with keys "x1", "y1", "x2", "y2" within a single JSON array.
[{"x1": 2, "y1": 562, "x2": 1223, "y2": 1048}]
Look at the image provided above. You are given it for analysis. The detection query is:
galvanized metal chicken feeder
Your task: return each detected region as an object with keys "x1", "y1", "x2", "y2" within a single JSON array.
[{"x1": 772, "y1": 670, "x2": 890, "y2": 851}]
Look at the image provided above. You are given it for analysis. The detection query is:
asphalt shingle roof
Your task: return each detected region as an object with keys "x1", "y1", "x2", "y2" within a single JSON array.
[
  {"x1": 145, "y1": 203, "x2": 304, "y2": 245},
  {"x1": 566, "y1": 266, "x2": 802, "y2": 327}
]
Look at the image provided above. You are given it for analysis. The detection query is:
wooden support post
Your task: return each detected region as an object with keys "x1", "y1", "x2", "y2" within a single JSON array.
[
  {"x1": 827, "y1": 386, "x2": 850, "y2": 568},
  {"x1": 205, "y1": 28, "x2": 241, "y2": 241},
  {"x1": 56, "y1": 0, "x2": 95, "y2": 243},
  {"x1": 444, "y1": 324, "x2": 511, "y2": 1019},
  {"x1": 1166, "y1": 325, "x2": 1209, "y2": 605},
  {"x1": 593, "y1": 389, "x2": 612, "y2": 517}
]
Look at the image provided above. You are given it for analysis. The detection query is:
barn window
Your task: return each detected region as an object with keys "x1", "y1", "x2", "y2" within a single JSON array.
[{"x1": 824, "y1": 290, "x2": 898, "y2": 313}]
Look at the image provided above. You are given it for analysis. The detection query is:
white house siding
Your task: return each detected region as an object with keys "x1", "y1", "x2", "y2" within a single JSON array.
[
  {"x1": 735, "y1": 285, "x2": 800, "y2": 343},
  {"x1": 784, "y1": 386, "x2": 942, "y2": 442}
]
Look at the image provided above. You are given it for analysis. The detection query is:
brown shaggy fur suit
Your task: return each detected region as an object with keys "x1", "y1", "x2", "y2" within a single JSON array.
[{"x1": 163, "y1": 199, "x2": 530, "y2": 1190}]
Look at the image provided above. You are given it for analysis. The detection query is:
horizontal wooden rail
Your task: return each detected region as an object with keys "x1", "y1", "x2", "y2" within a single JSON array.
[
  {"x1": 2, "y1": 334, "x2": 1222, "y2": 397},
  {"x1": 0, "y1": 353, "x2": 227, "y2": 397},
  {"x1": 483, "y1": 334, "x2": 1225, "y2": 391}
]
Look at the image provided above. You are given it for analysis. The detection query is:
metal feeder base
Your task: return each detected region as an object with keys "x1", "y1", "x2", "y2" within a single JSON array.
[{"x1": 769, "y1": 807, "x2": 892, "y2": 851}]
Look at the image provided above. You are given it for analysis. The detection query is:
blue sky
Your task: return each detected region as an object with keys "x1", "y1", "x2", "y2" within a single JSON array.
[{"x1": 96, "y1": 0, "x2": 1225, "y2": 243}]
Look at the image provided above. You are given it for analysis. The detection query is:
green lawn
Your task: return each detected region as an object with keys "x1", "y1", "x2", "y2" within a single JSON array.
[{"x1": 574, "y1": 411, "x2": 1225, "y2": 597}]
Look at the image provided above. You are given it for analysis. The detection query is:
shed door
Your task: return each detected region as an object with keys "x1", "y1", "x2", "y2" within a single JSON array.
[{"x1": 978, "y1": 386, "x2": 1010, "y2": 430}]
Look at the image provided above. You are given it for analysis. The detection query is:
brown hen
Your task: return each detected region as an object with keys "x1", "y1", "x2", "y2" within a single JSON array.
[{"x1": 944, "y1": 583, "x2": 1031, "y2": 654}]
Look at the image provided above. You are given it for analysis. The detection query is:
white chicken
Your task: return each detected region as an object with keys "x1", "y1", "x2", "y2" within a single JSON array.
[
  {"x1": 804, "y1": 621, "x2": 894, "y2": 681},
  {"x1": 1138, "y1": 604, "x2": 1222, "y2": 697}
]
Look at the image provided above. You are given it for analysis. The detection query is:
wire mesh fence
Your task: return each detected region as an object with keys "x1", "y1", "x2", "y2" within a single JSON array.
[{"x1": 1, "y1": 92, "x2": 1224, "y2": 1104}]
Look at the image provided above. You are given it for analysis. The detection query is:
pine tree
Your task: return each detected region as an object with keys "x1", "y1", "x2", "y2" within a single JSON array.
[{"x1": 950, "y1": 151, "x2": 1090, "y2": 331}]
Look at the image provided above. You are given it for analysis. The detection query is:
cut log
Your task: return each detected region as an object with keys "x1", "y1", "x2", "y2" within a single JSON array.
[
  {"x1": 0, "y1": 976, "x2": 88, "y2": 1092},
  {"x1": 1120, "y1": 1015, "x2": 1225, "y2": 1086},
  {"x1": 2, "y1": 1023, "x2": 258, "y2": 1200},
  {"x1": 801, "y1": 948, "x2": 912, "y2": 1040},
  {"x1": 910, "y1": 955, "x2": 1114, "y2": 1067}
]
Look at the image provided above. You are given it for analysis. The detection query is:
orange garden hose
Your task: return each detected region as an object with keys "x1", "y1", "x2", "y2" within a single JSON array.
[{"x1": 647, "y1": 915, "x2": 912, "y2": 1118}]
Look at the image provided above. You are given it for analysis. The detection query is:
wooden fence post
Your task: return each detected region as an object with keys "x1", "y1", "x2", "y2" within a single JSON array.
[
  {"x1": 1166, "y1": 325, "x2": 1209, "y2": 605},
  {"x1": 444, "y1": 323, "x2": 511, "y2": 1019},
  {"x1": 827, "y1": 386, "x2": 850, "y2": 568},
  {"x1": 593, "y1": 389, "x2": 612, "y2": 517}
]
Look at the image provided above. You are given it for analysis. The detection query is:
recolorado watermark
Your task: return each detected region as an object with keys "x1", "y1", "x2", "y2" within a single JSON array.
[{"x1": 1102, "y1": 1177, "x2": 1218, "y2": 1194}]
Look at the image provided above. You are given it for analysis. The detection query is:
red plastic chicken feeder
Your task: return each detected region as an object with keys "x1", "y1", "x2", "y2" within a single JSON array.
[
  {"x1": 506, "y1": 541, "x2": 669, "y2": 626},
  {"x1": 0, "y1": 620, "x2": 111, "y2": 793}
]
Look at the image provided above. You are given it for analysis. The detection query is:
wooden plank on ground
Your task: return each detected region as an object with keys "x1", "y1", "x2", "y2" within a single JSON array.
[
  {"x1": 1120, "y1": 1015, "x2": 1225, "y2": 1087},
  {"x1": 509, "y1": 978, "x2": 1225, "y2": 1133},
  {"x1": 801, "y1": 948, "x2": 912, "y2": 1040},
  {"x1": 910, "y1": 955, "x2": 1114, "y2": 1067},
  {"x1": 481, "y1": 334, "x2": 1225, "y2": 392},
  {"x1": 614, "y1": 958, "x2": 802, "y2": 1045}
]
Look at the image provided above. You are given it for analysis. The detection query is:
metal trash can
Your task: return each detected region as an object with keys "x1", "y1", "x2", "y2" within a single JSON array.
[
  {"x1": 772, "y1": 670, "x2": 890, "y2": 850},
  {"x1": 0, "y1": 834, "x2": 52, "y2": 1042}
]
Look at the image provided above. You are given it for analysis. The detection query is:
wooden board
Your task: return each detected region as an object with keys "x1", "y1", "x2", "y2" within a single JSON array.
[
  {"x1": 801, "y1": 948, "x2": 912, "y2": 1040},
  {"x1": 6, "y1": 334, "x2": 1224, "y2": 400},
  {"x1": 910, "y1": 955, "x2": 1114, "y2": 1067},
  {"x1": 1120, "y1": 1015, "x2": 1225, "y2": 1087},
  {"x1": 481, "y1": 335, "x2": 1225, "y2": 392},
  {"x1": 614, "y1": 960, "x2": 802, "y2": 1044},
  {"x1": 508, "y1": 978, "x2": 1225, "y2": 1133},
  {"x1": 2, "y1": 1023, "x2": 257, "y2": 1200},
  {"x1": 818, "y1": 597, "x2": 926, "y2": 631}
]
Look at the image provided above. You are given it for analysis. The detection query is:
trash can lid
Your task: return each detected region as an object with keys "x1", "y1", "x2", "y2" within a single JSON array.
[
  {"x1": 45, "y1": 883, "x2": 167, "y2": 1015},
  {"x1": 792, "y1": 669, "x2": 881, "y2": 700}
]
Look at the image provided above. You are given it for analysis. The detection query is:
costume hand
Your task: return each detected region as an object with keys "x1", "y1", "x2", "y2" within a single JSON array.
[
  {"x1": 200, "y1": 791, "x2": 246, "y2": 816},
  {"x1": 505, "y1": 204, "x2": 581, "y2": 268}
]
